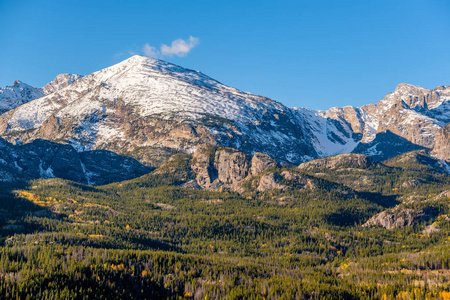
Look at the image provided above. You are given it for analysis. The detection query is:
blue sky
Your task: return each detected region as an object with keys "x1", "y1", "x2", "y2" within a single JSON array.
[{"x1": 0, "y1": 0, "x2": 449, "y2": 110}]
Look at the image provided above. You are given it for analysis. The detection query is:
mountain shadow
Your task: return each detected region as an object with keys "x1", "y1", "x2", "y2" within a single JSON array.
[
  {"x1": 352, "y1": 130, "x2": 425, "y2": 161},
  {"x1": 0, "y1": 138, "x2": 153, "y2": 185},
  {"x1": 0, "y1": 181, "x2": 53, "y2": 238}
]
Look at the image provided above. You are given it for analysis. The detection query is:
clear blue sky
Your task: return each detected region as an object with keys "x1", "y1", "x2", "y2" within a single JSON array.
[{"x1": 0, "y1": 0, "x2": 449, "y2": 110}]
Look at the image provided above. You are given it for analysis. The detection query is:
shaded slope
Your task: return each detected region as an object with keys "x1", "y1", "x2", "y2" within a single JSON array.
[{"x1": 0, "y1": 138, "x2": 151, "y2": 185}]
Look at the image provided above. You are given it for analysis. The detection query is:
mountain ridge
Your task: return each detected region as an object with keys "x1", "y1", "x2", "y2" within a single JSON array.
[
  {"x1": 0, "y1": 55, "x2": 448, "y2": 169},
  {"x1": 0, "y1": 73, "x2": 83, "y2": 115}
]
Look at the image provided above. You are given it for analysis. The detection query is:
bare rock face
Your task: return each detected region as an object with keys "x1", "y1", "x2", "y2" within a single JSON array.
[
  {"x1": 422, "y1": 224, "x2": 440, "y2": 234},
  {"x1": 298, "y1": 153, "x2": 376, "y2": 170},
  {"x1": 371, "y1": 84, "x2": 450, "y2": 149},
  {"x1": 376, "y1": 99, "x2": 440, "y2": 149},
  {"x1": 255, "y1": 170, "x2": 316, "y2": 192},
  {"x1": 214, "y1": 148, "x2": 250, "y2": 184},
  {"x1": 190, "y1": 146, "x2": 281, "y2": 191},
  {"x1": 257, "y1": 173, "x2": 286, "y2": 192},
  {"x1": 181, "y1": 180, "x2": 202, "y2": 190},
  {"x1": 191, "y1": 146, "x2": 251, "y2": 190},
  {"x1": 251, "y1": 152, "x2": 278, "y2": 176},
  {"x1": 432, "y1": 190, "x2": 450, "y2": 201},
  {"x1": 320, "y1": 84, "x2": 450, "y2": 157},
  {"x1": 324, "y1": 106, "x2": 365, "y2": 134},
  {"x1": 191, "y1": 145, "x2": 217, "y2": 189},
  {"x1": 432, "y1": 123, "x2": 450, "y2": 161},
  {"x1": 401, "y1": 179, "x2": 423, "y2": 189},
  {"x1": 385, "y1": 83, "x2": 439, "y2": 110},
  {"x1": 363, "y1": 208, "x2": 435, "y2": 229}
]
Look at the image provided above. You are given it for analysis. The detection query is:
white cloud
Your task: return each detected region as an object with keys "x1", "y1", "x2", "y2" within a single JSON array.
[
  {"x1": 161, "y1": 36, "x2": 199, "y2": 57},
  {"x1": 143, "y1": 44, "x2": 161, "y2": 58},
  {"x1": 141, "y1": 36, "x2": 199, "y2": 59}
]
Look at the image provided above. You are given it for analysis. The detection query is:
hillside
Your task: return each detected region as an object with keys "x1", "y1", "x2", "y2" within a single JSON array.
[{"x1": 1, "y1": 148, "x2": 450, "y2": 298}]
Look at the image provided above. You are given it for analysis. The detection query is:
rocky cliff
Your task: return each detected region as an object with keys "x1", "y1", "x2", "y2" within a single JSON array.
[
  {"x1": 298, "y1": 153, "x2": 377, "y2": 170},
  {"x1": 363, "y1": 207, "x2": 436, "y2": 229},
  {"x1": 432, "y1": 123, "x2": 450, "y2": 162}
]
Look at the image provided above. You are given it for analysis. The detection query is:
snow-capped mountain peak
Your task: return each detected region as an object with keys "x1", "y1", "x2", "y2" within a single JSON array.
[
  {"x1": 0, "y1": 56, "x2": 316, "y2": 165},
  {"x1": 0, "y1": 55, "x2": 449, "y2": 167}
]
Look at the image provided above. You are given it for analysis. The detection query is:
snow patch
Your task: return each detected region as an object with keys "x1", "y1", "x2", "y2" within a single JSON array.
[{"x1": 38, "y1": 163, "x2": 55, "y2": 179}]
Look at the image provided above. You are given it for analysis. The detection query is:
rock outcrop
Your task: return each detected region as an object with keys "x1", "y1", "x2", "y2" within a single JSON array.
[
  {"x1": 188, "y1": 146, "x2": 316, "y2": 192},
  {"x1": 281, "y1": 171, "x2": 316, "y2": 190},
  {"x1": 250, "y1": 152, "x2": 278, "y2": 176},
  {"x1": 187, "y1": 146, "x2": 291, "y2": 192},
  {"x1": 191, "y1": 146, "x2": 251, "y2": 191},
  {"x1": 363, "y1": 207, "x2": 436, "y2": 229},
  {"x1": 257, "y1": 173, "x2": 286, "y2": 192},
  {"x1": 298, "y1": 153, "x2": 376, "y2": 170},
  {"x1": 214, "y1": 149, "x2": 250, "y2": 184},
  {"x1": 191, "y1": 146, "x2": 218, "y2": 189},
  {"x1": 370, "y1": 84, "x2": 450, "y2": 148},
  {"x1": 432, "y1": 123, "x2": 450, "y2": 162}
]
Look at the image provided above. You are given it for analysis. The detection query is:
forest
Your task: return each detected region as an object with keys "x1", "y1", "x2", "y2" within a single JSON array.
[{"x1": 0, "y1": 152, "x2": 450, "y2": 299}]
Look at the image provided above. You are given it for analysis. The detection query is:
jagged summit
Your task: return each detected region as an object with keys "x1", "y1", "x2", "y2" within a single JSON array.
[
  {"x1": 394, "y1": 82, "x2": 427, "y2": 91},
  {"x1": 0, "y1": 73, "x2": 83, "y2": 116},
  {"x1": 381, "y1": 82, "x2": 450, "y2": 110}
]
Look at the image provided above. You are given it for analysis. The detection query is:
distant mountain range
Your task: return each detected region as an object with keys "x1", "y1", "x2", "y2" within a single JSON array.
[{"x1": 0, "y1": 55, "x2": 449, "y2": 184}]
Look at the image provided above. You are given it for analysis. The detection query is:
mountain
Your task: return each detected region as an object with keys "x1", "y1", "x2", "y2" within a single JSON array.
[
  {"x1": 0, "y1": 56, "x2": 321, "y2": 166},
  {"x1": 2, "y1": 57, "x2": 450, "y2": 300},
  {"x1": 0, "y1": 55, "x2": 449, "y2": 171},
  {"x1": 310, "y1": 83, "x2": 450, "y2": 160},
  {"x1": 0, "y1": 74, "x2": 83, "y2": 115}
]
